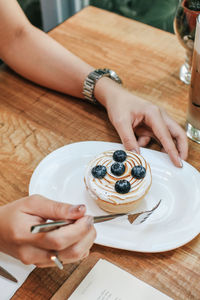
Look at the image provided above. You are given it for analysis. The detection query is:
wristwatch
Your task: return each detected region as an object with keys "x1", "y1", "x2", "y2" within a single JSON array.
[{"x1": 83, "y1": 68, "x2": 122, "y2": 104}]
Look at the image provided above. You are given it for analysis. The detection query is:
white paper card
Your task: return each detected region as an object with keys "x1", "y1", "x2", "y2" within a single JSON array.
[
  {"x1": 68, "y1": 259, "x2": 173, "y2": 300},
  {"x1": 0, "y1": 252, "x2": 35, "y2": 300}
]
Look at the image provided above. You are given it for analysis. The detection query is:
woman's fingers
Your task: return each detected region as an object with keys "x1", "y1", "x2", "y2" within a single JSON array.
[
  {"x1": 168, "y1": 125, "x2": 188, "y2": 160},
  {"x1": 36, "y1": 224, "x2": 96, "y2": 268},
  {"x1": 18, "y1": 216, "x2": 96, "y2": 268},
  {"x1": 137, "y1": 136, "x2": 151, "y2": 147},
  {"x1": 112, "y1": 116, "x2": 140, "y2": 153},
  {"x1": 23, "y1": 195, "x2": 86, "y2": 220},
  {"x1": 32, "y1": 215, "x2": 94, "y2": 251},
  {"x1": 144, "y1": 106, "x2": 183, "y2": 167},
  {"x1": 12, "y1": 243, "x2": 52, "y2": 266},
  {"x1": 173, "y1": 130, "x2": 188, "y2": 160},
  {"x1": 58, "y1": 225, "x2": 96, "y2": 263},
  {"x1": 15, "y1": 243, "x2": 88, "y2": 268},
  {"x1": 161, "y1": 111, "x2": 188, "y2": 160}
]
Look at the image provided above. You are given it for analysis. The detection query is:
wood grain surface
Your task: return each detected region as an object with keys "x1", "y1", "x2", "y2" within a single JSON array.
[{"x1": 0, "y1": 6, "x2": 199, "y2": 300}]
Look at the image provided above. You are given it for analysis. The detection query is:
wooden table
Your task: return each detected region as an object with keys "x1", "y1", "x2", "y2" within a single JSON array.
[{"x1": 0, "y1": 6, "x2": 199, "y2": 300}]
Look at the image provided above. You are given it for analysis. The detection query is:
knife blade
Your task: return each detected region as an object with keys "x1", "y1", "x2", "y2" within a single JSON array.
[{"x1": 0, "y1": 266, "x2": 18, "y2": 283}]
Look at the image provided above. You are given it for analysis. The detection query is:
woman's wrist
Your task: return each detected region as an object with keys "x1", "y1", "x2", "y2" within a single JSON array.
[{"x1": 94, "y1": 76, "x2": 123, "y2": 108}]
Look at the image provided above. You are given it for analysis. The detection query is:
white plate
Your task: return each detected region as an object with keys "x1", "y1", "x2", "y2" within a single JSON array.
[{"x1": 29, "y1": 141, "x2": 200, "y2": 253}]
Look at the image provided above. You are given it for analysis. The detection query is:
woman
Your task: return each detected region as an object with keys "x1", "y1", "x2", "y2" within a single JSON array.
[{"x1": 0, "y1": 0, "x2": 188, "y2": 268}]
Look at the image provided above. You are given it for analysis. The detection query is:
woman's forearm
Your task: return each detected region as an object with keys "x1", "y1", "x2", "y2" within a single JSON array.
[
  {"x1": 0, "y1": 0, "x2": 114, "y2": 106},
  {"x1": 2, "y1": 25, "x2": 94, "y2": 99}
]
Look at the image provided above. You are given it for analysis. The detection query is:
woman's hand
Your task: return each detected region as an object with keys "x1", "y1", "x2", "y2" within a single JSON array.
[
  {"x1": 0, "y1": 195, "x2": 96, "y2": 268},
  {"x1": 95, "y1": 79, "x2": 188, "y2": 167}
]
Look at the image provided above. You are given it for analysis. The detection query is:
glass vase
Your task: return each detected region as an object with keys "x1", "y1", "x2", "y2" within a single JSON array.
[{"x1": 174, "y1": 0, "x2": 200, "y2": 84}]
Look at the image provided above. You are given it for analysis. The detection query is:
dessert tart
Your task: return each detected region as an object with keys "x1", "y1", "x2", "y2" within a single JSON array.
[{"x1": 84, "y1": 150, "x2": 152, "y2": 213}]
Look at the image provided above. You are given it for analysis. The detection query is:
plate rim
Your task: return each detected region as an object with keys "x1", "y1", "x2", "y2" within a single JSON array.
[{"x1": 29, "y1": 141, "x2": 200, "y2": 253}]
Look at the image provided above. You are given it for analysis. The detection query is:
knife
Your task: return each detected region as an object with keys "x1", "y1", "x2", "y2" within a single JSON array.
[{"x1": 0, "y1": 266, "x2": 18, "y2": 283}]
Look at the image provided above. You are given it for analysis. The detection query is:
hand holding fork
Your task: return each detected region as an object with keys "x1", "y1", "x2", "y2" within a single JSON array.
[
  {"x1": 30, "y1": 199, "x2": 161, "y2": 270},
  {"x1": 31, "y1": 200, "x2": 162, "y2": 233}
]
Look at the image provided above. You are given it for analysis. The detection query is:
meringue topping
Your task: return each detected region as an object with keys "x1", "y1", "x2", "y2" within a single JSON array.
[{"x1": 84, "y1": 150, "x2": 152, "y2": 204}]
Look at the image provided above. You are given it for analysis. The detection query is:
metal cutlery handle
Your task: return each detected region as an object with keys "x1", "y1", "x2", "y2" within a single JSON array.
[
  {"x1": 31, "y1": 219, "x2": 74, "y2": 233},
  {"x1": 31, "y1": 200, "x2": 161, "y2": 234},
  {"x1": 31, "y1": 216, "x2": 120, "y2": 233}
]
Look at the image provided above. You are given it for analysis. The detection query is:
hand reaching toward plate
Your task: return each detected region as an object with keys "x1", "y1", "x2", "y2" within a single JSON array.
[{"x1": 94, "y1": 78, "x2": 188, "y2": 168}]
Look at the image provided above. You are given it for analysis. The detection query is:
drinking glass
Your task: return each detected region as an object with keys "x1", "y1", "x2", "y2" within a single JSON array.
[
  {"x1": 174, "y1": 0, "x2": 200, "y2": 84},
  {"x1": 186, "y1": 15, "x2": 200, "y2": 143}
]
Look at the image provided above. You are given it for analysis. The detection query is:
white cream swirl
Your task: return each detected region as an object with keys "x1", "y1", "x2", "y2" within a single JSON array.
[{"x1": 84, "y1": 150, "x2": 152, "y2": 204}]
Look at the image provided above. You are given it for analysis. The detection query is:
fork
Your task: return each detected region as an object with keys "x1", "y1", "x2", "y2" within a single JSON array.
[{"x1": 31, "y1": 200, "x2": 161, "y2": 234}]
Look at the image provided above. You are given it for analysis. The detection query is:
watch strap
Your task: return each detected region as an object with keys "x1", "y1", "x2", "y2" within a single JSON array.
[{"x1": 83, "y1": 68, "x2": 122, "y2": 104}]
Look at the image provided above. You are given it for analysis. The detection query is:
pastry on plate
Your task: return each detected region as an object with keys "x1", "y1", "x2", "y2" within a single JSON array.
[{"x1": 84, "y1": 150, "x2": 152, "y2": 213}]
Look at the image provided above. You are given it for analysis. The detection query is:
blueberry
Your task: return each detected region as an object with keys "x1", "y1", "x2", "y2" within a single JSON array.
[
  {"x1": 92, "y1": 165, "x2": 107, "y2": 179},
  {"x1": 131, "y1": 165, "x2": 146, "y2": 179},
  {"x1": 115, "y1": 180, "x2": 131, "y2": 194},
  {"x1": 113, "y1": 150, "x2": 127, "y2": 162},
  {"x1": 111, "y1": 162, "x2": 125, "y2": 176}
]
